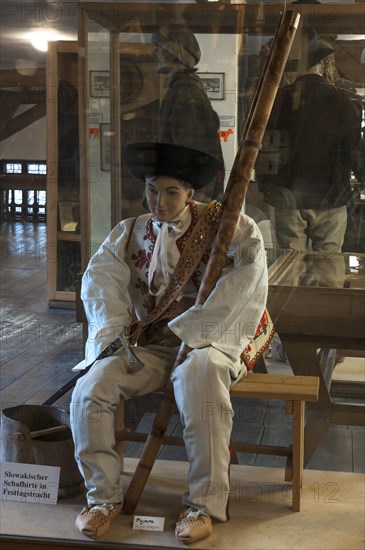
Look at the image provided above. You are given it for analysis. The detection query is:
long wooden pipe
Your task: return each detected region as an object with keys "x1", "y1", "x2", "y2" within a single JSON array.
[{"x1": 122, "y1": 8, "x2": 301, "y2": 514}]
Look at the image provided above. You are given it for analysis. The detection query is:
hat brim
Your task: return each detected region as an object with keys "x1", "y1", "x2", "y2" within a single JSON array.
[
  {"x1": 122, "y1": 142, "x2": 223, "y2": 189},
  {"x1": 285, "y1": 43, "x2": 334, "y2": 72}
]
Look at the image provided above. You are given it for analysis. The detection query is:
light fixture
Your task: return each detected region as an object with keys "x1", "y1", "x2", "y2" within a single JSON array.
[
  {"x1": 336, "y1": 35, "x2": 365, "y2": 41},
  {"x1": 31, "y1": 33, "x2": 50, "y2": 52},
  {"x1": 22, "y1": 30, "x2": 75, "y2": 53}
]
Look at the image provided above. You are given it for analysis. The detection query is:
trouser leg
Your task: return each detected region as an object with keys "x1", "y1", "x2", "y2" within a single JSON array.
[
  {"x1": 305, "y1": 206, "x2": 347, "y2": 252},
  {"x1": 70, "y1": 345, "x2": 177, "y2": 505},
  {"x1": 171, "y1": 347, "x2": 241, "y2": 522},
  {"x1": 274, "y1": 208, "x2": 309, "y2": 252}
]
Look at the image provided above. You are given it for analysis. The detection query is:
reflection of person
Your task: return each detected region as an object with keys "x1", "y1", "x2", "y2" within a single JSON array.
[
  {"x1": 152, "y1": 24, "x2": 225, "y2": 202},
  {"x1": 297, "y1": 254, "x2": 346, "y2": 288},
  {"x1": 71, "y1": 142, "x2": 268, "y2": 544},
  {"x1": 258, "y1": 29, "x2": 365, "y2": 252}
]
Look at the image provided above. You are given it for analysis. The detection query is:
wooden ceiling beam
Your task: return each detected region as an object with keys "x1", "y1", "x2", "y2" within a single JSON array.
[
  {"x1": 80, "y1": 3, "x2": 365, "y2": 35},
  {"x1": 0, "y1": 102, "x2": 46, "y2": 142},
  {"x1": 1, "y1": 89, "x2": 46, "y2": 104},
  {"x1": 327, "y1": 37, "x2": 365, "y2": 87},
  {"x1": 0, "y1": 68, "x2": 46, "y2": 89},
  {"x1": 0, "y1": 93, "x2": 22, "y2": 134}
]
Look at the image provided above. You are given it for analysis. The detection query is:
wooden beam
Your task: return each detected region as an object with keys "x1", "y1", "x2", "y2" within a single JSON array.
[
  {"x1": 0, "y1": 174, "x2": 46, "y2": 191},
  {"x1": 0, "y1": 68, "x2": 46, "y2": 89},
  {"x1": 0, "y1": 102, "x2": 46, "y2": 141},
  {"x1": 1, "y1": 89, "x2": 46, "y2": 104},
  {"x1": 80, "y1": 3, "x2": 365, "y2": 35},
  {"x1": 327, "y1": 38, "x2": 365, "y2": 85},
  {"x1": 0, "y1": 92, "x2": 22, "y2": 133}
]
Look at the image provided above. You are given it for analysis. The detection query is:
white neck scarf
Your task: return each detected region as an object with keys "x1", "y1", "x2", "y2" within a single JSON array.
[{"x1": 149, "y1": 205, "x2": 191, "y2": 298}]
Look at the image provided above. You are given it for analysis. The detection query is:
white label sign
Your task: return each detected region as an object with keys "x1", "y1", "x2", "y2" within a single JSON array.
[
  {"x1": 219, "y1": 115, "x2": 235, "y2": 128},
  {"x1": 0, "y1": 462, "x2": 60, "y2": 505},
  {"x1": 133, "y1": 515, "x2": 165, "y2": 532}
]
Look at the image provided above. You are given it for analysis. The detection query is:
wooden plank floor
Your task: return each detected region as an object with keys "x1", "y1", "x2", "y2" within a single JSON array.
[
  {"x1": 1, "y1": 220, "x2": 364, "y2": 473},
  {"x1": 0, "y1": 221, "x2": 84, "y2": 411}
]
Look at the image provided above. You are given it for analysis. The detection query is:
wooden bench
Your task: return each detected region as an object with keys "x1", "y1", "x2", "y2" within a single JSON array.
[
  {"x1": 231, "y1": 373, "x2": 319, "y2": 512},
  {"x1": 116, "y1": 372, "x2": 319, "y2": 513}
]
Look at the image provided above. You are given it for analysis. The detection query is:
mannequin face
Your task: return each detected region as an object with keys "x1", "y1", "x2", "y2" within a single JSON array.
[{"x1": 145, "y1": 176, "x2": 194, "y2": 222}]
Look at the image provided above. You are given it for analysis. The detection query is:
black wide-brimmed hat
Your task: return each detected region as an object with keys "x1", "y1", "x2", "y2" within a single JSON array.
[
  {"x1": 122, "y1": 142, "x2": 223, "y2": 189},
  {"x1": 285, "y1": 28, "x2": 334, "y2": 72}
]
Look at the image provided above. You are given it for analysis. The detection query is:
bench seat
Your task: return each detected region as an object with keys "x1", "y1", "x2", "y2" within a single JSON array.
[{"x1": 116, "y1": 372, "x2": 319, "y2": 513}]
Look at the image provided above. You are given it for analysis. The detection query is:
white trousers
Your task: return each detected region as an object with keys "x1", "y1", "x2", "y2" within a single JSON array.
[
  {"x1": 275, "y1": 205, "x2": 347, "y2": 252},
  {"x1": 70, "y1": 344, "x2": 243, "y2": 521}
]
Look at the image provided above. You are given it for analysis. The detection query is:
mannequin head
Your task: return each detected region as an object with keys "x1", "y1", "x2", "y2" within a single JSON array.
[{"x1": 145, "y1": 175, "x2": 194, "y2": 221}]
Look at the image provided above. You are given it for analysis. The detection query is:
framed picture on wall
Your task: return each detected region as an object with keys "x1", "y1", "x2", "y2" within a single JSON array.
[
  {"x1": 100, "y1": 123, "x2": 112, "y2": 171},
  {"x1": 197, "y1": 72, "x2": 225, "y2": 100},
  {"x1": 90, "y1": 70, "x2": 110, "y2": 97}
]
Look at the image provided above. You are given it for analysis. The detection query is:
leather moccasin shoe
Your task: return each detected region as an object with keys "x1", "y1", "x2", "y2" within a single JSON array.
[
  {"x1": 175, "y1": 507, "x2": 212, "y2": 544},
  {"x1": 75, "y1": 502, "x2": 122, "y2": 539}
]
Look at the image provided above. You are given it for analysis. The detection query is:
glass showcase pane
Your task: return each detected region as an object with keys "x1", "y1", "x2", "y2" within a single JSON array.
[{"x1": 85, "y1": 3, "x2": 364, "y2": 263}]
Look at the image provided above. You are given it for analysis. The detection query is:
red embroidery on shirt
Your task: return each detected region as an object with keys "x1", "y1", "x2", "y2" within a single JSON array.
[{"x1": 131, "y1": 249, "x2": 152, "y2": 269}]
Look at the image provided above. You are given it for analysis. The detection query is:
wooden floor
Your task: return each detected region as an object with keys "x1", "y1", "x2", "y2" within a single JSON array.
[{"x1": 1, "y1": 220, "x2": 364, "y2": 474}]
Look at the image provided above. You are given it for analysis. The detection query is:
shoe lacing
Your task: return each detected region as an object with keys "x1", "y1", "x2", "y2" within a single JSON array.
[
  {"x1": 87, "y1": 503, "x2": 119, "y2": 518},
  {"x1": 179, "y1": 508, "x2": 208, "y2": 524}
]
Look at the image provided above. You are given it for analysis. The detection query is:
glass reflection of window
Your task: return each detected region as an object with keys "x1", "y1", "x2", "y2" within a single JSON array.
[
  {"x1": 349, "y1": 255, "x2": 360, "y2": 273},
  {"x1": 27, "y1": 163, "x2": 47, "y2": 175},
  {"x1": 5, "y1": 163, "x2": 22, "y2": 174},
  {"x1": 27, "y1": 190, "x2": 46, "y2": 214},
  {"x1": 28, "y1": 191, "x2": 34, "y2": 214},
  {"x1": 38, "y1": 190, "x2": 46, "y2": 206},
  {"x1": 14, "y1": 190, "x2": 22, "y2": 212}
]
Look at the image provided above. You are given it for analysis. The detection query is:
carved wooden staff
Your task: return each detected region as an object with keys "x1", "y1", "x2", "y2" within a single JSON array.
[{"x1": 122, "y1": 8, "x2": 301, "y2": 514}]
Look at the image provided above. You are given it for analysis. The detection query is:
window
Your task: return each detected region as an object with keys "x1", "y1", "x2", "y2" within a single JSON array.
[
  {"x1": 5, "y1": 162, "x2": 22, "y2": 174},
  {"x1": 1, "y1": 159, "x2": 47, "y2": 220},
  {"x1": 28, "y1": 190, "x2": 47, "y2": 215},
  {"x1": 2, "y1": 160, "x2": 47, "y2": 175},
  {"x1": 27, "y1": 162, "x2": 47, "y2": 175}
]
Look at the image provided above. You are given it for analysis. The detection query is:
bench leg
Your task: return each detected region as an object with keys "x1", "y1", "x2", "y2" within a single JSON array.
[{"x1": 292, "y1": 400, "x2": 305, "y2": 512}]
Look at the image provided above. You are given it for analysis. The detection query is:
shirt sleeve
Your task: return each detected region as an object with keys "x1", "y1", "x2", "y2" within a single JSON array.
[
  {"x1": 168, "y1": 214, "x2": 269, "y2": 360},
  {"x1": 81, "y1": 219, "x2": 135, "y2": 367}
]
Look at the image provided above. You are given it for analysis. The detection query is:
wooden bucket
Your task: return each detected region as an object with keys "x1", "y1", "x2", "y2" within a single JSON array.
[{"x1": 0, "y1": 404, "x2": 84, "y2": 499}]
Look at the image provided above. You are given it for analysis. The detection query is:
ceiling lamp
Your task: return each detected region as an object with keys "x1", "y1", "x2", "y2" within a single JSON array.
[{"x1": 25, "y1": 30, "x2": 75, "y2": 53}]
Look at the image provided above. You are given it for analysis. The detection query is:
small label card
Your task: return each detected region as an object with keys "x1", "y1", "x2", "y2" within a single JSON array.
[
  {"x1": 219, "y1": 115, "x2": 235, "y2": 128},
  {"x1": 133, "y1": 515, "x2": 165, "y2": 532},
  {"x1": 89, "y1": 112, "x2": 103, "y2": 124},
  {"x1": 0, "y1": 461, "x2": 60, "y2": 505}
]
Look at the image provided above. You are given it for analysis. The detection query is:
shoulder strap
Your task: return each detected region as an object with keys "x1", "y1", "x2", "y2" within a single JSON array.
[
  {"x1": 125, "y1": 216, "x2": 137, "y2": 250},
  {"x1": 128, "y1": 200, "x2": 222, "y2": 345}
]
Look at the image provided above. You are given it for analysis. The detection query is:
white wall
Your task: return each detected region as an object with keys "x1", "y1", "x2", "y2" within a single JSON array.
[
  {"x1": 87, "y1": 31, "x2": 112, "y2": 249},
  {"x1": 0, "y1": 106, "x2": 46, "y2": 159},
  {"x1": 197, "y1": 32, "x2": 239, "y2": 188}
]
